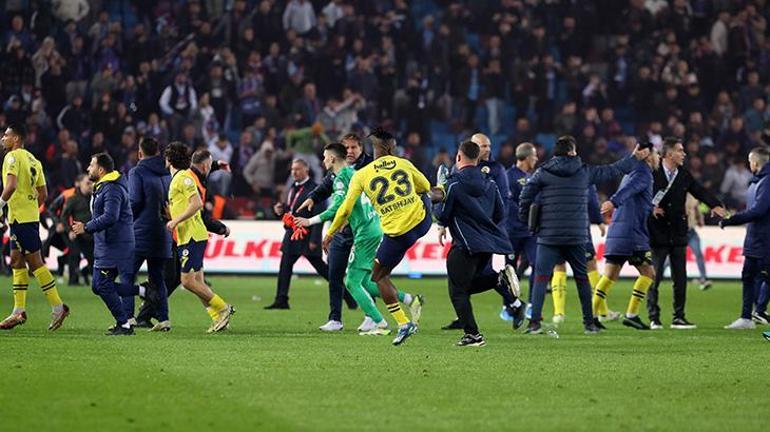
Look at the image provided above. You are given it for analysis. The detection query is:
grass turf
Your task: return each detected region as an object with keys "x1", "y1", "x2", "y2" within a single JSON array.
[{"x1": 0, "y1": 275, "x2": 765, "y2": 431}]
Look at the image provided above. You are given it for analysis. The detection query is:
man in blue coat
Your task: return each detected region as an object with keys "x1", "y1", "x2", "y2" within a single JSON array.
[
  {"x1": 506, "y1": 143, "x2": 538, "y2": 308},
  {"x1": 720, "y1": 147, "x2": 770, "y2": 330},
  {"x1": 436, "y1": 140, "x2": 524, "y2": 347},
  {"x1": 127, "y1": 137, "x2": 171, "y2": 331},
  {"x1": 72, "y1": 153, "x2": 143, "y2": 335},
  {"x1": 518, "y1": 135, "x2": 649, "y2": 334},
  {"x1": 591, "y1": 142, "x2": 659, "y2": 330}
]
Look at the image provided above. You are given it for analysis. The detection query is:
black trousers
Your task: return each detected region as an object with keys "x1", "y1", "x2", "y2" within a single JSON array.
[
  {"x1": 274, "y1": 251, "x2": 329, "y2": 304},
  {"x1": 136, "y1": 243, "x2": 179, "y2": 323},
  {"x1": 647, "y1": 245, "x2": 688, "y2": 321},
  {"x1": 66, "y1": 236, "x2": 94, "y2": 284},
  {"x1": 326, "y1": 233, "x2": 358, "y2": 321},
  {"x1": 447, "y1": 247, "x2": 498, "y2": 335}
]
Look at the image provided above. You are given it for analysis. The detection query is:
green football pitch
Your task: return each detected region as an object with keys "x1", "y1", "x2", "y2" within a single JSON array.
[{"x1": 0, "y1": 275, "x2": 765, "y2": 431}]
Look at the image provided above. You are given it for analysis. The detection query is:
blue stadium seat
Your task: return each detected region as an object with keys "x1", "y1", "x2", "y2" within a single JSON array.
[{"x1": 536, "y1": 133, "x2": 556, "y2": 152}]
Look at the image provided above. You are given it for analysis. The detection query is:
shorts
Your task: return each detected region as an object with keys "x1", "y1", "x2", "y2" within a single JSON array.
[
  {"x1": 349, "y1": 233, "x2": 382, "y2": 271},
  {"x1": 375, "y1": 209, "x2": 431, "y2": 269},
  {"x1": 9, "y1": 222, "x2": 42, "y2": 254},
  {"x1": 605, "y1": 250, "x2": 653, "y2": 267},
  {"x1": 179, "y1": 240, "x2": 207, "y2": 273},
  {"x1": 557, "y1": 240, "x2": 595, "y2": 265},
  {"x1": 585, "y1": 240, "x2": 596, "y2": 261}
]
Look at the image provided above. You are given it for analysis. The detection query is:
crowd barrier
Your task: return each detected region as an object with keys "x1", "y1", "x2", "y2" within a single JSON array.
[{"x1": 37, "y1": 221, "x2": 744, "y2": 278}]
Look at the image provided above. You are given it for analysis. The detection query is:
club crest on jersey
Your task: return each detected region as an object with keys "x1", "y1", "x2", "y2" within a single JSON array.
[
  {"x1": 481, "y1": 166, "x2": 491, "y2": 174},
  {"x1": 518, "y1": 178, "x2": 527, "y2": 185},
  {"x1": 182, "y1": 249, "x2": 190, "y2": 257},
  {"x1": 373, "y1": 160, "x2": 396, "y2": 171},
  {"x1": 184, "y1": 177, "x2": 194, "y2": 186}
]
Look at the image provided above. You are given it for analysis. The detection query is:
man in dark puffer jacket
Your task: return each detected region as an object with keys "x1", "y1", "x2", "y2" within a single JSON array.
[{"x1": 518, "y1": 135, "x2": 650, "y2": 334}]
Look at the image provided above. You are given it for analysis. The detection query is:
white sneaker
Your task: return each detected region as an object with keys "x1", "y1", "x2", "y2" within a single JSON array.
[
  {"x1": 500, "y1": 264, "x2": 521, "y2": 298},
  {"x1": 360, "y1": 320, "x2": 391, "y2": 335},
  {"x1": 319, "y1": 320, "x2": 343, "y2": 332},
  {"x1": 357, "y1": 316, "x2": 376, "y2": 332},
  {"x1": 724, "y1": 318, "x2": 756, "y2": 330},
  {"x1": 598, "y1": 310, "x2": 622, "y2": 322},
  {"x1": 409, "y1": 294, "x2": 424, "y2": 325},
  {"x1": 552, "y1": 314, "x2": 565, "y2": 324}
]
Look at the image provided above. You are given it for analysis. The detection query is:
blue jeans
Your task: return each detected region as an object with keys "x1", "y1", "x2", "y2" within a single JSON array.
[
  {"x1": 531, "y1": 243, "x2": 593, "y2": 325},
  {"x1": 687, "y1": 228, "x2": 707, "y2": 281}
]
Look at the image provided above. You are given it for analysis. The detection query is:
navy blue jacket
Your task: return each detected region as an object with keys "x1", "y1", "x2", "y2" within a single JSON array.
[
  {"x1": 85, "y1": 172, "x2": 135, "y2": 267},
  {"x1": 722, "y1": 163, "x2": 770, "y2": 258},
  {"x1": 604, "y1": 160, "x2": 654, "y2": 256},
  {"x1": 587, "y1": 186, "x2": 602, "y2": 225},
  {"x1": 519, "y1": 155, "x2": 637, "y2": 245},
  {"x1": 128, "y1": 155, "x2": 172, "y2": 258},
  {"x1": 507, "y1": 165, "x2": 532, "y2": 238},
  {"x1": 436, "y1": 166, "x2": 513, "y2": 255},
  {"x1": 480, "y1": 157, "x2": 510, "y2": 209}
]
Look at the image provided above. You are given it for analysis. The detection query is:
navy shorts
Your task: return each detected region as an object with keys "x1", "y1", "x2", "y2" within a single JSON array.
[
  {"x1": 375, "y1": 209, "x2": 431, "y2": 269},
  {"x1": 179, "y1": 240, "x2": 206, "y2": 273},
  {"x1": 605, "y1": 250, "x2": 653, "y2": 267},
  {"x1": 9, "y1": 222, "x2": 42, "y2": 254}
]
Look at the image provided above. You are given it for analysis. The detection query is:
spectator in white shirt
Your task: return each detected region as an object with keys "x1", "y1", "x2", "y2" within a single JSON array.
[
  {"x1": 720, "y1": 156, "x2": 753, "y2": 209},
  {"x1": 209, "y1": 133, "x2": 234, "y2": 164},
  {"x1": 283, "y1": 0, "x2": 316, "y2": 35},
  {"x1": 710, "y1": 11, "x2": 731, "y2": 56}
]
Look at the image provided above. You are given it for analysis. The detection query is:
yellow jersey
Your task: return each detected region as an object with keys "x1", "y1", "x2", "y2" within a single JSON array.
[
  {"x1": 2, "y1": 148, "x2": 46, "y2": 223},
  {"x1": 329, "y1": 155, "x2": 430, "y2": 237},
  {"x1": 168, "y1": 169, "x2": 208, "y2": 245}
]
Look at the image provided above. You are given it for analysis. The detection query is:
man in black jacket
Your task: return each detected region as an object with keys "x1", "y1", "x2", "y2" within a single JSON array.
[
  {"x1": 647, "y1": 138, "x2": 726, "y2": 330},
  {"x1": 435, "y1": 140, "x2": 523, "y2": 347},
  {"x1": 265, "y1": 158, "x2": 329, "y2": 310},
  {"x1": 59, "y1": 174, "x2": 94, "y2": 286},
  {"x1": 135, "y1": 149, "x2": 230, "y2": 326},
  {"x1": 519, "y1": 136, "x2": 649, "y2": 335},
  {"x1": 296, "y1": 133, "x2": 365, "y2": 329}
]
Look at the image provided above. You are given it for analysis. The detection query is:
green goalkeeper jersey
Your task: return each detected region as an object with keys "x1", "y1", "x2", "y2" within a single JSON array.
[{"x1": 319, "y1": 166, "x2": 382, "y2": 241}]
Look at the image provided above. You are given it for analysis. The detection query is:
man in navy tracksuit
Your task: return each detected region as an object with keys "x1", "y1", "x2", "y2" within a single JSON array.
[
  {"x1": 591, "y1": 143, "x2": 659, "y2": 331},
  {"x1": 507, "y1": 143, "x2": 538, "y2": 293},
  {"x1": 127, "y1": 137, "x2": 172, "y2": 331},
  {"x1": 72, "y1": 153, "x2": 140, "y2": 335},
  {"x1": 296, "y1": 133, "x2": 365, "y2": 329},
  {"x1": 720, "y1": 147, "x2": 770, "y2": 330},
  {"x1": 435, "y1": 140, "x2": 523, "y2": 347},
  {"x1": 518, "y1": 135, "x2": 649, "y2": 334}
]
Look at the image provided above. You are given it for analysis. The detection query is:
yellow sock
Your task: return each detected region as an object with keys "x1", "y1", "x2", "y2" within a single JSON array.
[
  {"x1": 33, "y1": 266, "x2": 62, "y2": 308},
  {"x1": 387, "y1": 303, "x2": 410, "y2": 326},
  {"x1": 12, "y1": 268, "x2": 29, "y2": 311},
  {"x1": 208, "y1": 294, "x2": 228, "y2": 314},
  {"x1": 588, "y1": 270, "x2": 600, "y2": 290},
  {"x1": 592, "y1": 276, "x2": 615, "y2": 316},
  {"x1": 626, "y1": 275, "x2": 654, "y2": 317},
  {"x1": 206, "y1": 307, "x2": 218, "y2": 321},
  {"x1": 551, "y1": 271, "x2": 567, "y2": 316}
]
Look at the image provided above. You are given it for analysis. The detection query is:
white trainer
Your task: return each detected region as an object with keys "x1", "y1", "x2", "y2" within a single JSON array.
[
  {"x1": 357, "y1": 316, "x2": 376, "y2": 332},
  {"x1": 724, "y1": 318, "x2": 756, "y2": 330},
  {"x1": 319, "y1": 320, "x2": 343, "y2": 332},
  {"x1": 552, "y1": 314, "x2": 565, "y2": 324},
  {"x1": 599, "y1": 310, "x2": 622, "y2": 322}
]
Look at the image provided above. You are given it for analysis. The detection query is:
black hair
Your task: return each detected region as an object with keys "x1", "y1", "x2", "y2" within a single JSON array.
[
  {"x1": 637, "y1": 139, "x2": 654, "y2": 152},
  {"x1": 139, "y1": 136, "x2": 159, "y2": 156},
  {"x1": 165, "y1": 142, "x2": 191, "y2": 169},
  {"x1": 459, "y1": 140, "x2": 480, "y2": 160},
  {"x1": 324, "y1": 142, "x2": 347, "y2": 160},
  {"x1": 92, "y1": 152, "x2": 115, "y2": 172},
  {"x1": 554, "y1": 135, "x2": 577, "y2": 156},
  {"x1": 368, "y1": 127, "x2": 396, "y2": 156},
  {"x1": 6, "y1": 123, "x2": 25, "y2": 141}
]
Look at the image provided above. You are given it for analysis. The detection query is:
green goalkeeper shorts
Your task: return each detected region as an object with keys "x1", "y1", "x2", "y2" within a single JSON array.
[{"x1": 349, "y1": 232, "x2": 382, "y2": 271}]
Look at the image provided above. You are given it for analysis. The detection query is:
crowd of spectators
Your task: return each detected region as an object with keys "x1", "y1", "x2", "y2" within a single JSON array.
[{"x1": 1, "y1": 0, "x2": 769, "y2": 219}]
